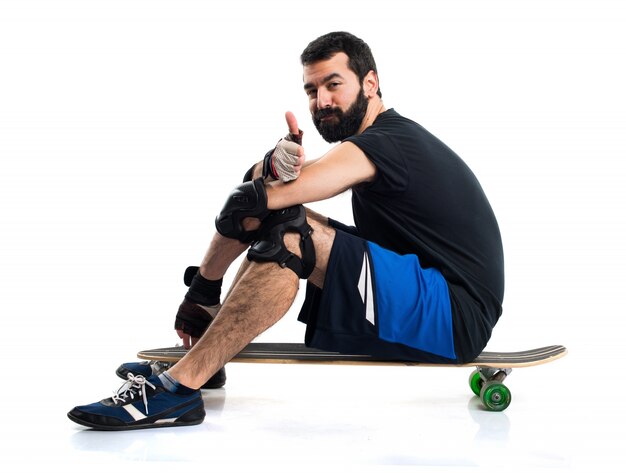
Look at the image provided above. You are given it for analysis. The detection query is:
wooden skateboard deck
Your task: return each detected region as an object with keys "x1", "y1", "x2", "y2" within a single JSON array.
[
  {"x1": 138, "y1": 342, "x2": 566, "y2": 367},
  {"x1": 137, "y1": 342, "x2": 567, "y2": 412}
]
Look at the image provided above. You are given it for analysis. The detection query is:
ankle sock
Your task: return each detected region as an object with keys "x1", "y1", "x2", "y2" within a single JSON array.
[{"x1": 158, "y1": 372, "x2": 197, "y2": 395}]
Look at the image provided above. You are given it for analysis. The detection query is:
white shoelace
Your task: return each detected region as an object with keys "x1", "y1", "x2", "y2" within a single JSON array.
[{"x1": 111, "y1": 374, "x2": 156, "y2": 414}]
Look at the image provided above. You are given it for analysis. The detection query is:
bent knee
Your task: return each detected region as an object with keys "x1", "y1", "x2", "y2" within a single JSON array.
[
  {"x1": 246, "y1": 205, "x2": 336, "y2": 281},
  {"x1": 285, "y1": 217, "x2": 335, "y2": 257},
  {"x1": 247, "y1": 205, "x2": 315, "y2": 278}
]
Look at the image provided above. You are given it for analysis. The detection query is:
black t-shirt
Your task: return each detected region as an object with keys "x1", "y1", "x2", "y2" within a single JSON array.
[{"x1": 344, "y1": 109, "x2": 504, "y2": 360}]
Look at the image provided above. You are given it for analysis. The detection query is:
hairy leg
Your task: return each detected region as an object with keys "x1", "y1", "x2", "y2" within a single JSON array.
[
  {"x1": 168, "y1": 217, "x2": 335, "y2": 388},
  {"x1": 197, "y1": 232, "x2": 249, "y2": 281}
]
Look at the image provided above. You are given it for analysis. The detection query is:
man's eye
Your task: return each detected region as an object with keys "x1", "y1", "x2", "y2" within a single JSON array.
[{"x1": 307, "y1": 90, "x2": 317, "y2": 99}]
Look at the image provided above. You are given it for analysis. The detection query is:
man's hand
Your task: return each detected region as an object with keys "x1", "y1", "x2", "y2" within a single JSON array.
[
  {"x1": 264, "y1": 112, "x2": 305, "y2": 182},
  {"x1": 175, "y1": 299, "x2": 219, "y2": 349}
]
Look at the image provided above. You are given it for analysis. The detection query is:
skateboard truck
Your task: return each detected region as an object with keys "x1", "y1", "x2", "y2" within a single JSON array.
[
  {"x1": 469, "y1": 367, "x2": 513, "y2": 411},
  {"x1": 477, "y1": 367, "x2": 512, "y2": 382}
]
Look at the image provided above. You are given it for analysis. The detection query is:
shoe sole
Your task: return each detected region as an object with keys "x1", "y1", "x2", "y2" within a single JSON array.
[
  {"x1": 67, "y1": 412, "x2": 205, "y2": 431},
  {"x1": 201, "y1": 380, "x2": 226, "y2": 389}
]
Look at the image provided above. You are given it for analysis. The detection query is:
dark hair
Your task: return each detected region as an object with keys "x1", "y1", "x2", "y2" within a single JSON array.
[{"x1": 300, "y1": 31, "x2": 382, "y2": 98}]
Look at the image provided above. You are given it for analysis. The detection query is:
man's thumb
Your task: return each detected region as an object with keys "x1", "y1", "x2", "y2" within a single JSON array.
[{"x1": 285, "y1": 111, "x2": 299, "y2": 136}]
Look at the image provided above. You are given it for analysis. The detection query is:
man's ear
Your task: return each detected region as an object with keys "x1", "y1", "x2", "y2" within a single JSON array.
[{"x1": 363, "y1": 70, "x2": 379, "y2": 98}]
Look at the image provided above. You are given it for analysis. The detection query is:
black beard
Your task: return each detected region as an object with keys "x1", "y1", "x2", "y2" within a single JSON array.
[{"x1": 313, "y1": 90, "x2": 369, "y2": 143}]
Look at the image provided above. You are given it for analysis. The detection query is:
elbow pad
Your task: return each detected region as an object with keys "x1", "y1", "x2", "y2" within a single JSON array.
[{"x1": 215, "y1": 178, "x2": 271, "y2": 243}]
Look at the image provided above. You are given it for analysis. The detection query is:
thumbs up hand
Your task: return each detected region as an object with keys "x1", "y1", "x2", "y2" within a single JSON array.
[{"x1": 263, "y1": 111, "x2": 305, "y2": 183}]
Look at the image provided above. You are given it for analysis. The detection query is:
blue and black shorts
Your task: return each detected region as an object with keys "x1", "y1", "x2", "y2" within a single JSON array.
[{"x1": 298, "y1": 221, "x2": 459, "y2": 363}]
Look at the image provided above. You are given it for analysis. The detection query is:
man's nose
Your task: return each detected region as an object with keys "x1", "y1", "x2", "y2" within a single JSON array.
[{"x1": 316, "y1": 88, "x2": 332, "y2": 110}]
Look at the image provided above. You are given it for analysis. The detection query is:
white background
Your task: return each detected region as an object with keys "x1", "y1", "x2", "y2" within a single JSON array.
[{"x1": 1, "y1": 0, "x2": 625, "y2": 471}]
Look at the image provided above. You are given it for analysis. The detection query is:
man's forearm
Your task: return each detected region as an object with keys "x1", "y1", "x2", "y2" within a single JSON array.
[{"x1": 265, "y1": 142, "x2": 376, "y2": 210}]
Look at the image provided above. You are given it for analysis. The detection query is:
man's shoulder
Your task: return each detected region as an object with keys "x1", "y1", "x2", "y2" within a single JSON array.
[
  {"x1": 345, "y1": 109, "x2": 422, "y2": 152},
  {"x1": 374, "y1": 108, "x2": 418, "y2": 125},
  {"x1": 360, "y1": 109, "x2": 423, "y2": 138}
]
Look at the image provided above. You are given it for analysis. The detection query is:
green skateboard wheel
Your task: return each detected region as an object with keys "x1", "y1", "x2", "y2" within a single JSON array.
[
  {"x1": 468, "y1": 369, "x2": 484, "y2": 397},
  {"x1": 480, "y1": 381, "x2": 512, "y2": 411}
]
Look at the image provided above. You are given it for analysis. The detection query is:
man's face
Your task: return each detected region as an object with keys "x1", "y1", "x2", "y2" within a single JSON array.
[{"x1": 303, "y1": 52, "x2": 369, "y2": 143}]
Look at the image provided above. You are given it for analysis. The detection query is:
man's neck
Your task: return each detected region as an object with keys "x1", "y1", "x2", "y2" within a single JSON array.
[{"x1": 357, "y1": 97, "x2": 386, "y2": 135}]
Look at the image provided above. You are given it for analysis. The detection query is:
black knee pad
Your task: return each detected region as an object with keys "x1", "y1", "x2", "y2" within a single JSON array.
[
  {"x1": 215, "y1": 178, "x2": 270, "y2": 243},
  {"x1": 247, "y1": 205, "x2": 316, "y2": 279}
]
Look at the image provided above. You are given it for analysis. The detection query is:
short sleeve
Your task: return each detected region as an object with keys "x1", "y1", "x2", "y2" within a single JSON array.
[{"x1": 344, "y1": 129, "x2": 408, "y2": 194}]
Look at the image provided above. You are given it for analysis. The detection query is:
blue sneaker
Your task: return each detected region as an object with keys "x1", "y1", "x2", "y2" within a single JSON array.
[
  {"x1": 116, "y1": 361, "x2": 163, "y2": 379},
  {"x1": 116, "y1": 361, "x2": 226, "y2": 389},
  {"x1": 68, "y1": 374, "x2": 205, "y2": 430}
]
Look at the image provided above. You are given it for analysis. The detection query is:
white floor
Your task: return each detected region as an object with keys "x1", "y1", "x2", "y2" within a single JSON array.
[{"x1": 4, "y1": 342, "x2": 624, "y2": 472}]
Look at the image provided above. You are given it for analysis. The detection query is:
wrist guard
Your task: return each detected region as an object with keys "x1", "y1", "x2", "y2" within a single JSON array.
[
  {"x1": 262, "y1": 148, "x2": 277, "y2": 180},
  {"x1": 183, "y1": 266, "x2": 200, "y2": 286}
]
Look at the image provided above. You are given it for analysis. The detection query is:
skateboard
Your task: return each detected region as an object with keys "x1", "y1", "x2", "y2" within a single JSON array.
[{"x1": 137, "y1": 342, "x2": 567, "y2": 412}]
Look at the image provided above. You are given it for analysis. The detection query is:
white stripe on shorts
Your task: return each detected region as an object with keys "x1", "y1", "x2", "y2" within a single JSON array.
[{"x1": 357, "y1": 252, "x2": 376, "y2": 326}]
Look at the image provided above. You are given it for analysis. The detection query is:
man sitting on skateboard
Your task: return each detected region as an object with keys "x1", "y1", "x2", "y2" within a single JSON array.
[{"x1": 68, "y1": 31, "x2": 505, "y2": 430}]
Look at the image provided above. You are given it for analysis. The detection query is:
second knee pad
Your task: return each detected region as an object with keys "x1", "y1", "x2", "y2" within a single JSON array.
[{"x1": 247, "y1": 205, "x2": 315, "y2": 279}]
